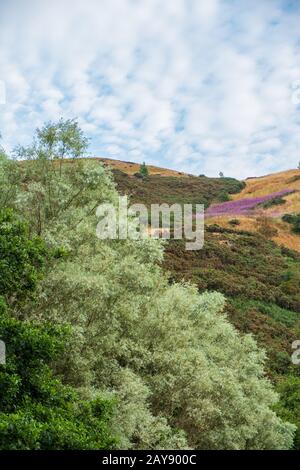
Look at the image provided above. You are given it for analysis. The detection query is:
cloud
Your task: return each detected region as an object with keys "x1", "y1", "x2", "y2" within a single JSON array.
[{"x1": 0, "y1": 0, "x2": 300, "y2": 178}]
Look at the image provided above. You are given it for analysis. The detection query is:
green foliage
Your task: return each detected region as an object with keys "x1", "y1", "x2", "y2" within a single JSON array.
[
  {"x1": 139, "y1": 162, "x2": 149, "y2": 179},
  {"x1": 0, "y1": 209, "x2": 46, "y2": 304},
  {"x1": 0, "y1": 301, "x2": 116, "y2": 450},
  {"x1": 0, "y1": 201, "x2": 116, "y2": 450},
  {"x1": 282, "y1": 213, "x2": 296, "y2": 224},
  {"x1": 164, "y1": 228, "x2": 300, "y2": 375},
  {"x1": 11, "y1": 153, "x2": 293, "y2": 449},
  {"x1": 14, "y1": 118, "x2": 89, "y2": 162},
  {"x1": 0, "y1": 150, "x2": 21, "y2": 209},
  {"x1": 282, "y1": 213, "x2": 300, "y2": 234},
  {"x1": 258, "y1": 196, "x2": 286, "y2": 209},
  {"x1": 274, "y1": 376, "x2": 300, "y2": 449},
  {"x1": 27, "y1": 250, "x2": 295, "y2": 449},
  {"x1": 217, "y1": 191, "x2": 230, "y2": 202},
  {"x1": 217, "y1": 177, "x2": 246, "y2": 194},
  {"x1": 293, "y1": 222, "x2": 300, "y2": 234}
]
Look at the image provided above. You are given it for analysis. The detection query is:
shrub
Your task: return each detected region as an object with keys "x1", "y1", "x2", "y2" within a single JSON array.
[
  {"x1": 259, "y1": 196, "x2": 286, "y2": 209},
  {"x1": 282, "y1": 213, "x2": 300, "y2": 235},
  {"x1": 274, "y1": 376, "x2": 300, "y2": 449},
  {"x1": 0, "y1": 204, "x2": 116, "y2": 450},
  {"x1": 217, "y1": 191, "x2": 230, "y2": 202},
  {"x1": 282, "y1": 214, "x2": 295, "y2": 224},
  {"x1": 228, "y1": 218, "x2": 241, "y2": 226},
  {"x1": 0, "y1": 301, "x2": 116, "y2": 450},
  {"x1": 139, "y1": 162, "x2": 149, "y2": 179},
  {"x1": 0, "y1": 209, "x2": 46, "y2": 304}
]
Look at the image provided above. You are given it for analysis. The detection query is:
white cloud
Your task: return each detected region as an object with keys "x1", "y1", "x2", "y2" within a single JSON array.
[{"x1": 0, "y1": 0, "x2": 300, "y2": 178}]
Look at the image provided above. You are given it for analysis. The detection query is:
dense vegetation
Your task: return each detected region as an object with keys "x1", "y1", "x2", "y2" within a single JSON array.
[
  {"x1": 113, "y1": 169, "x2": 245, "y2": 209},
  {"x1": 282, "y1": 213, "x2": 300, "y2": 234},
  {"x1": 164, "y1": 226, "x2": 300, "y2": 365},
  {"x1": 258, "y1": 196, "x2": 286, "y2": 209},
  {"x1": 0, "y1": 210, "x2": 116, "y2": 449},
  {"x1": 111, "y1": 164, "x2": 300, "y2": 448},
  {"x1": 0, "y1": 121, "x2": 297, "y2": 449}
]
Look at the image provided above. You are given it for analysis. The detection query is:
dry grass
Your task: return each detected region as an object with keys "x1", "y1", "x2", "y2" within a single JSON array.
[
  {"x1": 206, "y1": 214, "x2": 300, "y2": 252},
  {"x1": 205, "y1": 169, "x2": 300, "y2": 252},
  {"x1": 95, "y1": 157, "x2": 189, "y2": 177},
  {"x1": 233, "y1": 169, "x2": 300, "y2": 201}
]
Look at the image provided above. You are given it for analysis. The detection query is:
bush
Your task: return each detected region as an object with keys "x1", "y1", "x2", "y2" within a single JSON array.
[
  {"x1": 259, "y1": 197, "x2": 286, "y2": 209},
  {"x1": 0, "y1": 209, "x2": 46, "y2": 304},
  {"x1": 282, "y1": 213, "x2": 300, "y2": 235},
  {"x1": 282, "y1": 214, "x2": 295, "y2": 224},
  {"x1": 0, "y1": 203, "x2": 116, "y2": 450},
  {"x1": 217, "y1": 191, "x2": 230, "y2": 202},
  {"x1": 228, "y1": 218, "x2": 241, "y2": 226},
  {"x1": 274, "y1": 376, "x2": 300, "y2": 449},
  {"x1": 0, "y1": 301, "x2": 116, "y2": 450}
]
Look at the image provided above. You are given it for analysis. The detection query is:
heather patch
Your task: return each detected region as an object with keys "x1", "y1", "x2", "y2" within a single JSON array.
[{"x1": 205, "y1": 189, "x2": 294, "y2": 217}]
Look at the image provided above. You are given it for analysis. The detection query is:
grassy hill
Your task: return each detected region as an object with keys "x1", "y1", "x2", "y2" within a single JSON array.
[
  {"x1": 97, "y1": 157, "x2": 189, "y2": 177},
  {"x1": 111, "y1": 168, "x2": 245, "y2": 209},
  {"x1": 108, "y1": 161, "x2": 300, "y2": 380},
  {"x1": 206, "y1": 169, "x2": 300, "y2": 252}
]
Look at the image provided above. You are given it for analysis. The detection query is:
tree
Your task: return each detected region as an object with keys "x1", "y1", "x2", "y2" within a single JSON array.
[
  {"x1": 139, "y1": 162, "x2": 149, "y2": 179},
  {"x1": 15, "y1": 119, "x2": 89, "y2": 162},
  {"x1": 0, "y1": 139, "x2": 21, "y2": 209},
  {"x1": 0, "y1": 209, "x2": 46, "y2": 305},
  {"x1": 14, "y1": 118, "x2": 89, "y2": 179},
  {"x1": 219, "y1": 171, "x2": 224, "y2": 178},
  {"x1": 0, "y1": 300, "x2": 116, "y2": 450},
  {"x1": 0, "y1": 208, "x2": 116, "y2": 450},
  {"x1": 11, "y1": 120, "x2": 115, "y2": 236}
]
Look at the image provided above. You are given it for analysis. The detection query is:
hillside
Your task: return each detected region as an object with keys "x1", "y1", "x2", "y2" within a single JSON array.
[
  {"x1": 110, "y1": 163, "x2": 300, "y2": 381},
  {"x1": 164, "y1": 226, "x2": 300, "y2": 378},
  {"x1": 206, "y1": 169, "x2": 300, "y2": 252},
  {"x1": 3, "y1": 124, "x2": 297, "y2": 450},
  {"x1": 2, "y1": 105, "x2": 300, "y2": 449},
  {"x1": 111, "y1": 167, "x2": 245, "y2": 209},
  {"x1": 97, "y1": 157, "x2": 189, "y2": 177}
]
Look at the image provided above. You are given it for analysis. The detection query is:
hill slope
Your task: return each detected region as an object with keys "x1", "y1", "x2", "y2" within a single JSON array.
[
  {"x1": 205, "y1": 169, "x2": 300, "y2": 252},
  {"x1": 97, "y1": 157, "x2": 189, "y2": 177},
  {"x1": 109, "y1": 162, "x2": 300, "y2": 380},
  {"x1": 111, "y1": 168, "x2": 245, "y2": 209}
]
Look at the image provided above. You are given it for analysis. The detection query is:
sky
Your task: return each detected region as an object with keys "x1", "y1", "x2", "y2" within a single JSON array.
[{"x1": 0, "y1": 0, "x2": 300, "y2": 179}]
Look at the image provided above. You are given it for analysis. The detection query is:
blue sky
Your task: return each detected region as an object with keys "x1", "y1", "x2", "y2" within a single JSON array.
[{"x1": 0, "y1": 0, "x2": 300, "y2": 178}]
